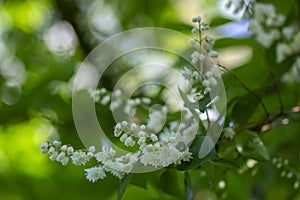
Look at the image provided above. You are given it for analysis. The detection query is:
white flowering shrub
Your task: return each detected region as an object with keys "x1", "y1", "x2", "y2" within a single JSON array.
[{"x1": 39, "y1": 1, "x2": 300, "y2": 199}]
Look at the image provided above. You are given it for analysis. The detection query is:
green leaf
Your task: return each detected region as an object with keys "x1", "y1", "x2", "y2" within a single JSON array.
[
  {"x1": 210, "y1": 158, "x2": 240, "y2": 169},
  {"x1": 235, "y1": 130, "x2": 270, "y2": 161},
  {"x1": 118, "y1": 173, "x2": 133, "y2": 200},
  {"x1": 198, "y1": 93, "x2": 211, "y2": 112},
  {"x1": 217, "y1": 139, "x2": 239, "y2": 160},
  {"x1": 160, "y1": 169, "x2": 183, "y2": 197},
  {"x1": 130, "y1": 173, "x2": 147, "y2": 189},
  {"x1": 214, "y1": 38, "x2": 256, "y2": 48},
  {"x1": 177, "y1": 136, "x2": 217, "y2": 171},
  {"x1": 231, "y1": 95, "x2": 259, "y2": 124},
  {"x1": 209, "y1": 17, "x2": 232, "y2": 27}
]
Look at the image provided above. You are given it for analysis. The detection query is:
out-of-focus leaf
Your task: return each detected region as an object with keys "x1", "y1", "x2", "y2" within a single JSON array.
[
  {"x1": 214, "y1": 38, "x2": 256, "y2": 48},
  {"x1": 209, "y1": 17, "x2": 232, "y2": 27},
  {"x1": 130, "y1": 173, "x2": 148, "y2": 189},
  {"x1": 210, "y1": 158, "x2": 240, "y2": 169},
  {"x1": 218, "y1": 139, "x2": 239, "y2": 160},
  {"x1": 231, "y1": 95, "x2": 259, "y2": 124},
  {"x1": 235, "y1": 130, "x2": 270, "y2": 161},
  {"x1": 160, "y1": 169, "x2": 183, "y2": 198},
  {"x1": 198, "y1": 93, "x2": 211, "y2": 112}
]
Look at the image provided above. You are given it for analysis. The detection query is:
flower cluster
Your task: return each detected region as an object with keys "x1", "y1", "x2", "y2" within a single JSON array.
[
  {"x1": 88, "y1": 88, "x2": 110, "y2": 105},
  {"x1": 41, "y1": 16, "x2": 220, "y2": 183},
  {"x1": 225, "y1": 0, "x2": 255, "y2": 17},
  {"x1": 191, "y1": 16, "x2": 219, "y2": 58},
  {"x1": 272, "y1": 157, "x2": 300, "y2": 190},
  {"x1": 248, "y1": 3, "x2": 285, "y2": 48},
  {"x1": 228, "y1": 0, "x2": 300, "y2": 84}
]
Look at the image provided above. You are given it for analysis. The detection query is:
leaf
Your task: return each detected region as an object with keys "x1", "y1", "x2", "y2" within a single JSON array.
[
  {"x1": 197, "y1": 93, "x2": 211, "y2": 112},
  {"x1": 214, "y1": 38, "x2": 256, "y2": 48},
  {"x1": 130, "y1": 173, "x2": 147, "y2": 189},
  {"x1": 210, "y1": 158, "x2": 240, "y2": 169},
  {"x1": 217, "y1": 139, "x2": 239, "y2": 160},
  {"x1": 177, "y1": 136, "x2": 217, "y2": 171},
  {"x1": 117, "y1": 173, "x2": 133, "y2": 200},
  {"x1": 184, "y1": 172, "x2": 193, "y2": 200},
  {"x1": 209, "y1": 17, "x2": 232, "y2": 27},
  {"x1": 160, "y1": 169, "x2": 183, "y2": 197},
  {"x1": 235, "y1": 130, "x2": 270, "y2": 161},
  {"x1": 231, "y1": 95, "x2": 259, "y2": 124}
]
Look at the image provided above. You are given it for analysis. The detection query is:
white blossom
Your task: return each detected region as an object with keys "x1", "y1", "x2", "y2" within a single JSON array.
[
  {"x1": 71, "y1": 151, "x2": 90, "y2": 166},
  {"x1": 94, "y1": 146, "x2": 116, "y2": 163},
  {"x1": 84, "y1": 166, "x2": 106, "y2": 183},
  {"x1": 40, "y1": 142, "x2": 49, "y2": 154},
  {"x1": 124, "y1": 136, "x2": 135, "y2": 147},
  {"x1": 67, "y1": 146, "x2": 74, "y2": 155},
  {"x1": 147, "y1": 107, "x2": 167, "y2": 133}
]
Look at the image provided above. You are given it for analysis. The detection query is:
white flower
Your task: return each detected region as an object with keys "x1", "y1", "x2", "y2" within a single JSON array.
[
  {"x1": 208, "y1": 50, "x2": 219, "y2": 58},
  {"x1": 61, "y1": 145, "x2": 68, "y2": 152},
  {"x1": 56, "y1": 152, "x2": 66, "y2": 162},
  {"x1": 140, "y1": 146, "x2": 182, "y2": 167},
  {"x1": 48, "y1": 146, "x2": 56, "y2": 154},
  {"x1": 124, "y1": 136, "x2": 135, "y2": 147},
  {"x1": 150, "y1": 134, "x2": 158, "y2": 142},
  {"x1": 147, "y1": 108, "x2": 167, "y2": 133},
  {"x1": 120, "y1": 134, "x2": 128, "y2": 142},
  {"x1": 84, "y1": 166, "x2": 106, "y2": 183},
  {"x1": 181, "y1": 149, "x2": 193, "y2": 162},
  {"x1": 94, "y1": 146, "x2": 116, "y2": 163},
  {"x1": 276, "y1": 43, "x2": 293, "y2": 62},
  {"x1": 282, "y1": 27, "x2": 294, "y2": 40},
  {"x1": 104, "y1": 160, "x2": 128, "y2": 178},
  {"x1": 71, "y1": 151, "x2": 90, "y2": 166},
  {"x1": 88, "y1": 146, "x2": 96, "y2": 153},
  {"x1": 291, "y1": 32, "x2": 300, "y2": 52},
  {"x1": 100, "y1": 95, "x2": 110, "y2": 105},
  {"x1": 53, "y1": 140, "x2": 61, "y2": 147},
  {"x1": 294, "y1": 181, "x2": 299, "y2": 190},
  {"x1": 40, "y1": 142, "x2": 49, "y2": 154},
  {"x1": 49, "y1": 151, "x2": 58, "y2": 161},
  {"x1": 67, "y1": 146, "x2": 74, "y2": 155},
  {"x1": 223, "y1": 127, "x2": 236, "y2": 140}
]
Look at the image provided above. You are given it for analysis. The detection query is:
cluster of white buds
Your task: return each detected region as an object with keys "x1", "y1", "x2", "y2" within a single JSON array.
[
  {"x1": 114, "y1": 121, "x2": 147, "y2": 147},
  {"x1": 40, "y1": 15, "x2": 227, "y2": 183},
  {"x1": 272, "y1": 157, "x2": 300, "y2": 190},
  {"x1": 225, "y1": 0, "x2": 255, "y2": 18},
  {"x1": 88, "y1": 88, "x2": 110, "y2": 105},
  {"x1": 191, "y1": 16, "x2": 219, "y2": 59},
  {"x1": 124, "y1": 97, "x2": 151, "y2": 116},
  {"x1": 247, "y1": 3, "x2": 285, "y2": 48},
  {"x1": 241, "y1": 1, "x2": 300, "y2": 84},
  {"x1": 181, "y1": 66, "x2": 202, "y2": 85},
  {"x1": 110, "y1": 89, "x2": 123, "y2": 111}
]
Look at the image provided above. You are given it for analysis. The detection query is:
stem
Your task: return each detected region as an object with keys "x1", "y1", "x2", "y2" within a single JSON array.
[
  {"x1": 198, "y1": 22, "x2": 202, "y2": 46},
  {"x1": 205, "y1": 109, "x2": 211, "y2": 128},
  {"x1": 184, "y1": 172, "x2": 193, "y2": 200},
  {"x1": 266, "y1": 59, "x2": 284, "y2": 114},
  {"x1": 219, "y1": 64, "x2": 270, "y2": 118}
]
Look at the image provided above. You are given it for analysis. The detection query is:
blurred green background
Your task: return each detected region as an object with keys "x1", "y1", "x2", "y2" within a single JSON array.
[{"x1": 0, "y1": 0, "x2": 299, "y2": 199}]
